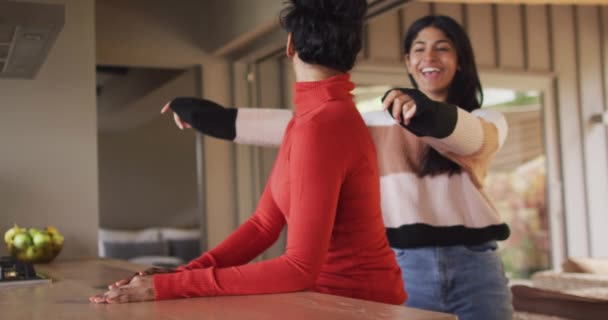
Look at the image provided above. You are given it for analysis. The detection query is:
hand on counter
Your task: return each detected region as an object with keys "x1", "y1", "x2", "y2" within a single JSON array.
[
  {"x1": 108, "y1": 267, "x2": 177, "y2": 290},
  {"x1": 89, "y1": 267, "x2": 175, "y2": 304},
  {"x1": 89, "y1": 274, "x2": 155, "y2": 304}
]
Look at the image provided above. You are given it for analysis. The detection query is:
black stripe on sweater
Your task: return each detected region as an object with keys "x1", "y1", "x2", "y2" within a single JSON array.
[
  {"x1": 169, "y1": 97, "x2": 237, "y2": 141},
  {"x1": 386, "y1": 223, "x2": 510, "y2": 248}
]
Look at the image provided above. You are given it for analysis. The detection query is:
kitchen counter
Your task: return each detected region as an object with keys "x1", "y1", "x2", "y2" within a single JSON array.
[{"x1": 1, "y1": 258, "x2": 457, "y2": 320}]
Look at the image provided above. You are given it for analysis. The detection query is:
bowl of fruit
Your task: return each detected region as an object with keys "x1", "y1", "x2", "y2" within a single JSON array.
[{"x1": 4, "y1": 224, "x2": 64, "y2": 263}]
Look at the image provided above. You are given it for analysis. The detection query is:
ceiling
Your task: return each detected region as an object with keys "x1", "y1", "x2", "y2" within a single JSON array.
[{"x1": 423, "y1": 0, "x2": 608, "y2": 4}]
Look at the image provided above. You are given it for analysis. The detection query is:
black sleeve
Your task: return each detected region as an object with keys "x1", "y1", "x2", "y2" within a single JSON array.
[
  {"x1": 381, "y1": 88, "x2": 458, "y2": 139},
  {"x1": 169, "y1": 97, "x2": 238, "y2": 141}
]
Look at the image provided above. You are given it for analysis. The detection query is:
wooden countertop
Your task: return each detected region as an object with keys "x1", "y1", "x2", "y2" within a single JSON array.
[{"x1": 0, "y1": 259, "x2": 457, "y2": 320}]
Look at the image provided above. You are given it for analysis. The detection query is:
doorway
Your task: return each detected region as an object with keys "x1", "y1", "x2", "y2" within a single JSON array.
[{"x1": 96, "y1": 65, "x2": 203, "y2": 266}]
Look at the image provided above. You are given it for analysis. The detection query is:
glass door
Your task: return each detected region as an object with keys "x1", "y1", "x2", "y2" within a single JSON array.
[{"x1": 483, "y1": 89, "x2": 550, "y2": 279}]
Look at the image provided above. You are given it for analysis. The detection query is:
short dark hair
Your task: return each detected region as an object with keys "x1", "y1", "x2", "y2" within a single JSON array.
[
  {"x1": 403, "y1": 15, "x2": 484, "y2": 177},
  {"x1": 280, "y1": 0, "x2": 367, "y2": 73}
]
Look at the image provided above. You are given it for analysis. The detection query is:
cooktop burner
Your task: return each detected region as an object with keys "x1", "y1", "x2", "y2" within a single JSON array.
[{"x1": 0, "y1": 256, "x2": 50, "y2": 286}]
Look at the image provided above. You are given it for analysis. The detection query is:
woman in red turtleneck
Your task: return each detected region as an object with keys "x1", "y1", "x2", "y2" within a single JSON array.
[{"x1": 90, "y1": 0, "x2": 406, "y2": 305}]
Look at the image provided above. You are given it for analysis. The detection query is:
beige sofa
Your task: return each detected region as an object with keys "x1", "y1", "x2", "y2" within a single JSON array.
[{"x1": 512, "y1": 258, "x2": 608, "y2": 320}]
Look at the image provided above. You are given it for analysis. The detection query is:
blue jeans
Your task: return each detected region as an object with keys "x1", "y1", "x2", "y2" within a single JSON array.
[{"x1": 393, "y1": 242, "x2": 513, "y2": 320}]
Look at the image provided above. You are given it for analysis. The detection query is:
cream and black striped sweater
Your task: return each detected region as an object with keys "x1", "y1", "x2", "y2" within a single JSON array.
[{"x1": 169, "y1": 93, "x2": 509, "y2": 248}]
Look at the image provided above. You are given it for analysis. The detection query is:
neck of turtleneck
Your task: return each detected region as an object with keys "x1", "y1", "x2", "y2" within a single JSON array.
[{"x1": 293, "y1": 74, "x2": 354, "y2": 116}]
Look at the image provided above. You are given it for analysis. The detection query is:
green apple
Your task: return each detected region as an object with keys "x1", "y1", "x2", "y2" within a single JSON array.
[
  {"x1": 24, "y1": 246, "x2": 39, "y2": 260},
  {"x1": 4, "y1": 224, "x2": 20, "y2": 244},
  {"x1": 51, "y1": 233, "x2": 64, "y2": 245},
  {"x1": 28, "y1": 228, "x2": 41, "y2": 238},
  {"x1": 12, "y1": 233, "x2": 32, "y2": 249},
  {"x1": 33, "y1": 232, "x2": 52, "y2": 248}
]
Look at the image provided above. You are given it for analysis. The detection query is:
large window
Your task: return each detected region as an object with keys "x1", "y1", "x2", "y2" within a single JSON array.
[{"x1": 484, "y1": 89, "x2": 550, "y2": 279}]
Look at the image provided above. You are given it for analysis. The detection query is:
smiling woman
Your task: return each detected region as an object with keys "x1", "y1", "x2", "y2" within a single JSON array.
[{"x1": 376, "y1": 15, "x2": 512, "y2": 320}]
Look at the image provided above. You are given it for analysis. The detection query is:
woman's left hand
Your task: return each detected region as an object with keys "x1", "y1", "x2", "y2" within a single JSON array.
[
  {"x1": 89, "y1": 275, "x2": 156, "y2": 304},
  {"x1": 382, "y1": 89, "x2": 417, "y2": 126},
  {"x1": 161, "y1": 101, "x2": 192, "y2": 130}
]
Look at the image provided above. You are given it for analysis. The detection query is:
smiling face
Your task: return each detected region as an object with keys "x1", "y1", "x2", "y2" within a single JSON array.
[{"x1": 405, "y1": 26, "x2": 458, "y2": 102}]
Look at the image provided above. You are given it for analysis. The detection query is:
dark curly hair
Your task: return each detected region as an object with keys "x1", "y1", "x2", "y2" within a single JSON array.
[
  {"x1": 280, "y1": 0, "x2": 367, "y2": 73},
  {"x1": 403, "y1": 15, "x2": 483, "y2": 177}
]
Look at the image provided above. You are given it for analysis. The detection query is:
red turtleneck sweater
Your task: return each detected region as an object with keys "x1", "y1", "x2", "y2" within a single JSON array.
[{"x1": 153, "y1": 74, "x2": 406, "y2": 305}]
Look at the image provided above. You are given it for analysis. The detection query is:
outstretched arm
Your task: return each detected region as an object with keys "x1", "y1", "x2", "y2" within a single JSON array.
[
  {"x1": 161, "y1": 98, "x2": 292, "y2": 147},
  {"x1": 382, "y1": 88, "x2": 508, "y2": 185}
]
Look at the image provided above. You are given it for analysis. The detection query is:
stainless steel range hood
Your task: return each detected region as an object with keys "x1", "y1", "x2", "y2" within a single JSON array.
[{"x1": 0, "y1": 1, "x2": 65, "y2": 79}]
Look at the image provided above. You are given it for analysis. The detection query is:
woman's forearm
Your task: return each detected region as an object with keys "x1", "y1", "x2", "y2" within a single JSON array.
[{"x1": 168, "y1": 97, "x2": 292, "y2": 147}]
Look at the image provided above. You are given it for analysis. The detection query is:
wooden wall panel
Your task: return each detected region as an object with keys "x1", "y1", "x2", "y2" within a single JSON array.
[
  {"x1": 433, "y1": 3, "x2": 464, "y2": 26},
  {"x1": 551, "y1": 5, "x2": 589, "y2": 257},
  {"x1": 401, "y1": 2, "x2": 432, "y2": 44},
  {"x1": 525, "y1": 5, "x2": 551, "y2": 71},
  {"x1": 256, "y1": 59, "x2": 285, "y2": 259},
  {"x1": 232, "y1": 62, "x2": 256, "y2": 226},
  {"x1": 603, "y1": 7, "x2": 608, "y2": 114},
  {"x1": 576, "y1": 5, "x2": 608, "y2": 257},
  {"x1": 256, "y1": 60, "x2": 280, "y2": 189},
  {"x1": 466, "y1": 4, "x2": 497, "y2": 68},
  {"x1": 367, "y1": 10, "x2": 402, "y2": 63},
  {"x1": 202, "y1": 60, "x2": 237, "y2": 249},
  {"x1": 497, "y1": 4, "x2": 526, "y2": 69},
  {"x1": 283, "y1": 57, "x2": 295, "y2": 110},
  {"x1": 247, "y1": 64, "x2": 263, "y2": 209}
]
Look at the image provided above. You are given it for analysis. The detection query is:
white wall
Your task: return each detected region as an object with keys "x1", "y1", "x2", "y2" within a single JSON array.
[{"x1": 0, "y1": 0, "x2": 98, "y2": 259}]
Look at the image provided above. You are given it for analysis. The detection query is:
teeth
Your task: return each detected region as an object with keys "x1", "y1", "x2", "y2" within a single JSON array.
[{"x1": 422, "y1": 67, "x2": 440, "y2": 73}]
